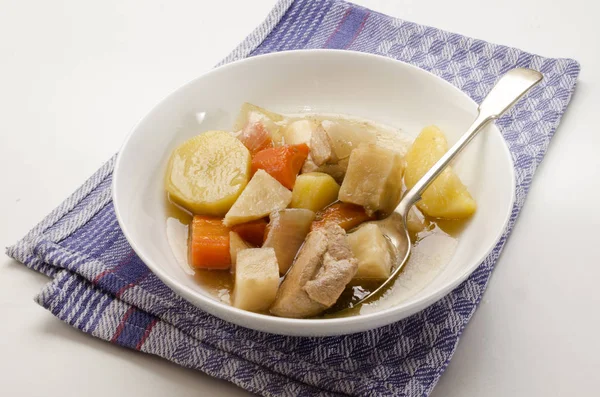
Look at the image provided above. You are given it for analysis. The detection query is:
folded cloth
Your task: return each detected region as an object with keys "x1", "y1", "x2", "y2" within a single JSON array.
[{"x1": 6, "y1": 0, "x2": 580, "y2": 396}]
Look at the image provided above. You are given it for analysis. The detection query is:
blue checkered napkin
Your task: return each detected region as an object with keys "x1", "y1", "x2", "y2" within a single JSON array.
[{"x1": 6, "y1": 0, "x2": 580, "y2": 396}]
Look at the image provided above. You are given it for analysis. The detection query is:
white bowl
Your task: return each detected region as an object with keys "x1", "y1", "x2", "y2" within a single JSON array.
[{"x1": 113, "y1": 49, "x2": 514, "y2": 337}]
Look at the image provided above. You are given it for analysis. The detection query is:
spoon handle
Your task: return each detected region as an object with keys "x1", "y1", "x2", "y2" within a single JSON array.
[{"x1": 397, "y1": 68, "x2": 543, "y2": 215}]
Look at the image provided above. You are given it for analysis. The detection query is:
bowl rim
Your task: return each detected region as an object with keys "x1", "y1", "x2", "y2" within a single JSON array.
[{"x1": 112, "y1": 48, "x2": 516, "y2": 334}]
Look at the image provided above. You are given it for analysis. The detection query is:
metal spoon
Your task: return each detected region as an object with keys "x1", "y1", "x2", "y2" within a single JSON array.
[{"x1": 350, "y1": 68, "x2": 543, "y2": 308}]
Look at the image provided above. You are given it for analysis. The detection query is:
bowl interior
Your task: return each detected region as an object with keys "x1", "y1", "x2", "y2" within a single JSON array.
[{"x1": 113, "y1": 50, "x2": 514, "y2": 336}]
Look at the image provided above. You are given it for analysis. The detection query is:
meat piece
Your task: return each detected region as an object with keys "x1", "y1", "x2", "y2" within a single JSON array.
[
  {"x1": 236, "y1": 121, "x2": 274, "y2": 154},
  {"x1": 301, "y1": 158, "x2": 349, "y2": 184},
  {"x1": 269, "y1": 224, "x2": 358, "y2": 318},
  {"x1": 313, "y1": 159, "x2": 349, "y2": 183},
  {"x1": 300, "y1": 123, "x2": 347, "y2": 182},
  {"x1": 309, "y1": 124, "x2": 334, "y2": 166},
  {"x1": 269, "y1": 230, "x2": 327, "y2": 318},
  {"x1": 303, "y1": 229, "x2": 357, "y2": 307}
]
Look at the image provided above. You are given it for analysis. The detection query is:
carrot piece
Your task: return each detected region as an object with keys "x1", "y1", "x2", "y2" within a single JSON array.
[
  {"x1": 238, "y1": 122, "x2": 273, "y2": 155},
  {"x1": 251, "y1": 144, "x2": 310, "y2": 189},
  {"x1": 231, "y1": 218, "x2": 268, "y2": 246},
  {"x1": 311, "y1": 202, "x2": 375, "y2": 231},
  {"x1": 188, "y1": 215, "x2": 231, "y2": 270}
]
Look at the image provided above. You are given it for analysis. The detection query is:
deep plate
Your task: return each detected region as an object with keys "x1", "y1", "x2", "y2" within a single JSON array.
[{"x1": 113, "y1": 49, "x2": 515, "y2": 336}]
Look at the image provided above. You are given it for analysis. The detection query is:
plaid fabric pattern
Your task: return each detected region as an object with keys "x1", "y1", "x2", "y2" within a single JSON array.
[{"x1": 6, "y1": 1, "x2": 580, "y2": 396}]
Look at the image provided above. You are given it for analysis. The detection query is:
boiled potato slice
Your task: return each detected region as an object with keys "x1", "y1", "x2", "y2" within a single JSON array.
[
  {"x1": 291, "y1": 172, "x2": 340, "y2": 213},
  {"x1": 404, "y1": 126, "x2": 477, "y2": 219},
  {"x1": 338, "y1": 143, "x2": 404, "y2": 216},
  {"x1": 263, "y1": 208, "x2": 315, "y2": 274},
  {"x1": 224, "y1": 169, "x2": 292, "y2": 226},
  {"x1": 232, "y1": 248, "x2": 280, "y2": 312},
  {"x1": 283, "y1": 119, "x2": 315, "y2": 145},
  {"x1": 233, "y1": 103, "x2": 286, "y2": 145},
  {"x1": 347, "y1": 223, "x2": 392, "y2": 279},
  {"x1": 229, "y1": 231, "x2": 251, "y2": 268},
  {"x1": 165, "y1": 131, "x2": 251, "y2": 216}
]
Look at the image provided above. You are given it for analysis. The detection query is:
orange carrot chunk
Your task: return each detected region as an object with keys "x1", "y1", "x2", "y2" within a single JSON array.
[
  {"x1": 189, "y1": 215, "x2": 231, "y2": 270},
  {"x1": 231, "y1": 218, "x2": 268, "y2": 247},
  {"x1": 238, "y1": 122, "x2": 273, "y2": 155},
  {"x1": 311, "y1": 202, "x2": 375, "y2": 232},
  {"x1": 251, "y1": 144, "x2": 309, "y2": 189}
]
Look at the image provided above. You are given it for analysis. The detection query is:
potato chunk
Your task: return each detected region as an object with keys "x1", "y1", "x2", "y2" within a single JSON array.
[
  {"x1": 404, "y1": 126, "x2": 476, "y2": 219},
  {"x1": 263, "y1": 209, "x2": 315, "y2": 274},
  {"x1": 338, "y1": 143, "x2": 404, "y2": 216},
  {"x1": 347, "y1": 223, "x2": 392, "y2": 279},
  {"x1": 291, "y1": 172, "x2": 340, "y2": 213},
  {"x1": 165, "y1": 131, "x2": 251, "y2": 216},
  {"x1": 232, "y1": 248, "x2": 280, "y2": 312},
  {"x1": 224, "y1": 169, "x2": 292, "y2": 226}
]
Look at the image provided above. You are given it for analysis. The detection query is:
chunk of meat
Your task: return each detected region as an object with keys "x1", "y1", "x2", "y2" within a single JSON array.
[
  {"x1": 302, "y1": 158, "x2": 349, "y2": 184},
  {"x1": 269, "y1": 224, "x2": 358, "y2": 318},
  {"x1": 300, "y1": 123, "x2": 347, "y2": 182},
  {"x1": 269, "y1": 231, "x2": 327, "y2": 318},
  {"x1": 236, "y1": 122, "x2": 273, "y2": 155},
  {"x1": 233, "y1": 102, "x2": 286, "y2": 145},
  {"x1": 309, "y1": 124, "x2": 334, "y2": 166},
  {"x1": 303, "y1": 230, "x2": 357, "y2": 307}
]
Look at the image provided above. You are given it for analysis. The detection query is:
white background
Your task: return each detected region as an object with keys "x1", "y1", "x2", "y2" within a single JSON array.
[{"x1": 1, "y1": 0, "x2": 598, "y2": 396}]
